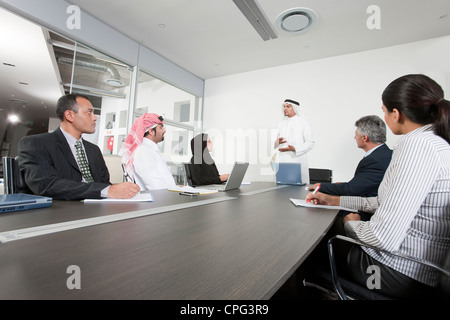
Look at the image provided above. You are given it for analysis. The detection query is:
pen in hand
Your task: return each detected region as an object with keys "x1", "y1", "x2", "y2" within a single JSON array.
[{"x1": 306, "y1": 184, "x2": 320, "y2": 203}]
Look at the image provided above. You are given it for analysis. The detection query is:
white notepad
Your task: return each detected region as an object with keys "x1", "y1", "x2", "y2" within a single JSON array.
[
  {"x1": 84, "y1": 192, "x2": 154, "y2": 202},
  {"x1": 290, "y1": 198, "x2": 358, "y2": 212}
]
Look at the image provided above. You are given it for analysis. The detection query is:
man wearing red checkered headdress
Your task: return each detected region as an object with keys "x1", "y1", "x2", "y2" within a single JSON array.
[{"x1": 120, "y1": 113, "x2": 176, "y2": 191}]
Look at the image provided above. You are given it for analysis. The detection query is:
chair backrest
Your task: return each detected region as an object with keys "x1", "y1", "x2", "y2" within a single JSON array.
[
  {"x1": 103, "y1": 155, "x2": 125, "y2": 184},
  {"x1": 440, "y1": 246, "x2": 450, "y2": 298},
  {"x1": 183, "y1": 163, "x2": 194, "y2": 186},
  {"x1": 121, "y1": 163, "x2": 136, "y2": 183},
  {"x1": 309, "y1": 168, "x2": 332, "y2": 184},
  {"x1": 2, "y1": 156, "x2": 30, "y2": 194}
]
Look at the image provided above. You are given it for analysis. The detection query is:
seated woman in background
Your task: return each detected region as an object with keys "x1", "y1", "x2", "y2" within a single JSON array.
[
  {"x1": 307, "y1": 74, "x2": 450, "y2": 299},
  {"x1": 190, "y1": 133, "x2": 229, "y2": 185}
]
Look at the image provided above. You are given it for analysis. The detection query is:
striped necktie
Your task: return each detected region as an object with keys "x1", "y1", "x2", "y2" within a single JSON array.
[{"x1": 75, "y1": 140, "x2": 94, "y2": 182}]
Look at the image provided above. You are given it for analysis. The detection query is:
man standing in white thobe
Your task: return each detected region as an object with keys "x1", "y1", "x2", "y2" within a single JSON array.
[{"x1": 274, "y1": 99, "x2": 315, "y2": 184}]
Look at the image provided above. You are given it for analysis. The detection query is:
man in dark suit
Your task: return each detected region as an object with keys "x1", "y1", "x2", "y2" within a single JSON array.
[
  {"x1": 17, "y1": 94, "x2": 140, "y2": 200},
  {"x1": 308, "y1": 115, "x2": 392, "y2": 220}
]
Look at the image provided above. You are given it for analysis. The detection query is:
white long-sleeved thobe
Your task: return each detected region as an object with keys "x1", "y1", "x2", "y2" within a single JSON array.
[
  {"x1": 133, "y1": 138, "x2": 176, "y2": 191},
  {"x1": 275, "y1": 116, "x2": 315, "y2": 184}
]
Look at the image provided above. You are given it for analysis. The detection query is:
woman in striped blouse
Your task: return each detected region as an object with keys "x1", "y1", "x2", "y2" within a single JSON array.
[{"x1": 307, "y1": 74, "x2": 450, "y2": 299}]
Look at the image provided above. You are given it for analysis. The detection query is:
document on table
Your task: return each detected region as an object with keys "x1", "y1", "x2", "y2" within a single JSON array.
[
  {"x1": 168, "y1": 185, "x2": 218, "y2": 195},
  {"x1": 84, "y1": 192, "x2": 154, "y2": 203},
  {"x1": 290, "y1": 198, "x2": 358, "y2": 212}
]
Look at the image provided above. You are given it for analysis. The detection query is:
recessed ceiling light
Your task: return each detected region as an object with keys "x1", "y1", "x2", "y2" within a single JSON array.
[
  {"x1": 3, "y1": 62, "x2": 16, "y2": 67},
  {"x1": 8, "y1": 114, "x2": 20, "y2": 123},
  {"x1": 19, "y1": 82, "x2": 29, "y2": 85},
  {"x1": 159, "y1": 23, "x2": 166, "y2": 28},
  {"x1": 275, "y1": 8, "x2": 318, "y2": 35},
  {"x1": 105, "y1": 78, "x2": 125, "y2": 87}
]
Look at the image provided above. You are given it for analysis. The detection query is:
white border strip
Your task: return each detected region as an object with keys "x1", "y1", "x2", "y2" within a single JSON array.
[{"x1": 240, "y1": 185, "x2": 288, "y2": 196}]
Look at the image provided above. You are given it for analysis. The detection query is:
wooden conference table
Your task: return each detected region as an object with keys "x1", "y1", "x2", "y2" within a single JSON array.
[{"x1": 0, "y1": 182, "x2": 338, "y2": 300}]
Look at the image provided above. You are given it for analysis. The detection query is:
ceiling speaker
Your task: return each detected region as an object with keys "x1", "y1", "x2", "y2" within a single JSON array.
[{"x1": 275, "y1": 8, "x2": 318, "y2": 35}]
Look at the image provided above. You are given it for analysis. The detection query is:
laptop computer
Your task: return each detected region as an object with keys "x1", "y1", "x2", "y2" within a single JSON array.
[
  {"x1": 195, "y1": 162, "x2": 249, "y2": 191},
  {"x1": 275, "y1": 163, "x2": 305, "y2": 186},
  {"x1": 0, "y1": 193, "x2": 53, "y2": 213}
]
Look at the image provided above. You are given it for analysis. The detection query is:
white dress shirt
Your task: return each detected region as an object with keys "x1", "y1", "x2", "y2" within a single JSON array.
[
  {"x1": 364, "y1": 143, "x2": 383, "y2": 157},
  {"x1": 60, "y1": 127, "x2": 110, "y2": 197},
  {"x1": 132, "y1": 138, "x2": 176, "y2": 191},
  {"x1": 342, "y1": 125, "x2": 450, "y2": 286},
  {"x1": 60, "y1": 127, "x2": 87, "y2": 172}
]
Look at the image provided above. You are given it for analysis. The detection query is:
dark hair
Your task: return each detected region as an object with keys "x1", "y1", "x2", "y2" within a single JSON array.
[
  {"x1": 144, "y1": 128, "x2": 156, "y2": 138},
  {"x1": 382, "y1": 74, "x2": 450, "y2": 143},
  {"x1": 56, "y1": 94, "x2": 90, "y2": 120},
  {"x1": 355, "y1": 115, "x2": 386, "y2": 144},
  {"x1": 190, "y1": 133, "x2": 214, "y2": 165}
]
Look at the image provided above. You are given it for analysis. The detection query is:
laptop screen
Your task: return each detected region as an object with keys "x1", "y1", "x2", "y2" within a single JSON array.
[{"x1": 275, "y1": 163, "x2": 304, "y2": 185}]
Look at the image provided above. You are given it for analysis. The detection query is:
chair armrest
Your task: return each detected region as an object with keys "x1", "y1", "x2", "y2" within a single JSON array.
[
  {"x1": 327, "y1": 235, "x2": 450, "y2": 300},
  {"x1": 330, "y1": 235, "x2": 450, "y2": 277}
]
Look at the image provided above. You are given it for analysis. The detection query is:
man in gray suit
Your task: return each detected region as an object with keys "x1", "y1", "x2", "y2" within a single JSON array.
[{"x1": 18, "y1": 94, "x2": 140, "y2": 200}]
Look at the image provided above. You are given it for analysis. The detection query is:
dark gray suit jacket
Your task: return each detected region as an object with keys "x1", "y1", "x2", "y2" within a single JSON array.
[
  {"x1": 319, "y1": 143, "x2": 392, "y2": 197},
  {"x1": 17, "y1": 127, "x2": 111, "y2": 200}
]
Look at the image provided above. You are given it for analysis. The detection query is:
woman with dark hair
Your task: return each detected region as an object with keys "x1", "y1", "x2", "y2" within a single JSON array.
[
  {"x1": 381, "y1": 74, "x2": 450, "y2": 142},
  {"x1": 307, "y1": 74, "x2": 450, "y2": 299},
  {"x1": 190, "y1": 133, "x2": 229, "y2": 185}
]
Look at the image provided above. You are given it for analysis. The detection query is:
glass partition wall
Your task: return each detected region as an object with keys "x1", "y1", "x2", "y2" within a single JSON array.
[
  {"x1": 49, "y1": 31, "x2": 134, "y2": 156},
  {"x1": 0, "y1": 8, "x2": 203, "y2": 186},
  {"x1": 135, "y1": 70, "x2": 203, "y2": 184},
  {"x1": 4, "y1": 31, "x2": 202, "y2": 185},
  {"x1": 51, "y1": 34, "x2": 203, "y2": 184}
]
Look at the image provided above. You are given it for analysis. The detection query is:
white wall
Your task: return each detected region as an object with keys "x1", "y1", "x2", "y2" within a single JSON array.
[{"x1": 203, "y1": 36, "x2": 450, "y2": 183}]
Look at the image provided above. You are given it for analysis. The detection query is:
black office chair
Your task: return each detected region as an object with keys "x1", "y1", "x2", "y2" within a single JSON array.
[
  {"x1": 309, "y1": 168, "x2": 332, "y2": 184},
  {"x1": 304, "y1": 235, "x2": 450, "y2": 300},
  {"x1": 183, "y1": 163, "x2": 195, "y2": 186},
  {"x1": 2, "y1": 156, "x2": 31, "y2": 194},
  {"x1": 121, "y1": 163, "x2": 136, "y2": 183}
]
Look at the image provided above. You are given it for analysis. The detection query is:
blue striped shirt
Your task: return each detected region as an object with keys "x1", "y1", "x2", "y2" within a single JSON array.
[{"x1": 342, "y1": 124, "x2": 450, "y2": 286}]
